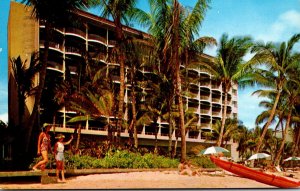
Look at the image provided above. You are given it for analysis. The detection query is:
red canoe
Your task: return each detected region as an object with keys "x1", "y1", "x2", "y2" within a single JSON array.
[{"x1": 210, "y1": 155, "x2": 300, "y2": 188}]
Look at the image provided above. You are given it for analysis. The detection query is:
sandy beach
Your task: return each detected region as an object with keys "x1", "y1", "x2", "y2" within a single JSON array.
[{"x1": 1, "y1": 170, "x2": 299, "y2": 189}]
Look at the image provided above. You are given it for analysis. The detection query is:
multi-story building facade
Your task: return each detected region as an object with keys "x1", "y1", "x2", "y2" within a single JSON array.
[{"x1": 8, "y1": 2, "x2": 238, "y2": 158}]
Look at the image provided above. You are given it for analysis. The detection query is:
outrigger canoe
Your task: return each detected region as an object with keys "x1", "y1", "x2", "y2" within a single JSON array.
[{"x1": 210, "y1": 155, "x2": 300, "y2": 188}]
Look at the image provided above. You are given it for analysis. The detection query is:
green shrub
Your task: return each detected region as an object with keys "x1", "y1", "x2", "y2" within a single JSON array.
[{"x1": 29, "y1": 149, "x2": 180, "y2": 170}]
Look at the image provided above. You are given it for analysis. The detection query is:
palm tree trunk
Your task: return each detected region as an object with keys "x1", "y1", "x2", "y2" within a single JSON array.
[
  {"x1": 76, "y1": 123, "x2": 82, "y2": 151},
  {"x1": 292, "y1": 125, "x2": 300, "y2": 156},
  {"x1": 115, "y1": 20, "x2": 125, "y2": 145},
  {"x1": 130, "y1": 69, "x2": 138, "y2": 148},
  {"x1": 172, "y1": 130, "x2": 179, "y2": 158},
  {"x1": 25, "y1": 22, "x2": 50, "y2": 152},
  {"x1": 217, "y1": 89, "x2": 228, "y2": 146},
  {"x1": 273, "y1": 110, "x2": 292, "y2": 165},
  {"x1": 168, "y1": 102, "x2": 173, "y2": 157},
  {"x1": 172, "y1": 0, "x2": 186, "y2": 162},
  {"x1": 255, "y1": 90, "x2": 281, "y2": 153}
]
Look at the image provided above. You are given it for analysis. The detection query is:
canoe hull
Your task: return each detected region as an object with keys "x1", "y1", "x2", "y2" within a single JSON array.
[{"x1": 210, "y1": 155, "x2": 300, "y2": 188}]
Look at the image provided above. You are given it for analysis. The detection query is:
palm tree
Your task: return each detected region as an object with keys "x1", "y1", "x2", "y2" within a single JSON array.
[
  {"x1": 273, "y1": 70, "x2": 300, "y2": 165},
  {"x1": 236, "y1": 124, "x2": 255, "y2": 161},
  {"x1": 95, "y1": 0, "x2": 140, "y2": 144},
  {"x1": 292, "y1": 123, "x2": 300, "y2": 156},
  {"x1": 211, "y1": 118, "x2": 240, "y2": 147},
  {"x1": 21, "y1": 0, "x2": 90, "y2": 152},
  {"x1": 10, "y1": 53, "x2": 40, "y2": 128},
  {"x1": 68, "y1": 85, "x2": 115, "y2": 128},
  {"x1": 248, "y1": 33, "x2": 300, "y2": 153},
  {"x1": 254, "y1": 89, "x2": 286, "y2": 138},
  {"x1": 201, "y1": 33, "x2": 253, "y2": 147},
  {"x1": 124, "y1": 37, "x2": 157, "y2": 148},
  {"x1": 142, "y1": 0, "x2": 212, "y2": 161}
]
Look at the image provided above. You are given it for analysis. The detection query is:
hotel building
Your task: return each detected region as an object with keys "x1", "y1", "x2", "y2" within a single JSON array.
[{"x1": 8, "y1": 2, "x2": 239, "y2": 157}]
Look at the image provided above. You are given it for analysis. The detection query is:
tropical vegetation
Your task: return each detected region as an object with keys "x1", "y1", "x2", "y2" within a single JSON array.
[{"x1": 3, "y1": 0, "x2": 300, "y2": 170}]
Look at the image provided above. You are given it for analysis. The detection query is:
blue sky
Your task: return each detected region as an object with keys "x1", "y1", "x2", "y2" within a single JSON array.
[{"x1": 0, "y1": 0, "x2": 300, "y2": 129}]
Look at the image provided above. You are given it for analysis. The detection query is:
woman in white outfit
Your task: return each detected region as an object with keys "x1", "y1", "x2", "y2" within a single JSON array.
[{"x1": 54, "y1": 134, "x2": 73, "y2": 182}]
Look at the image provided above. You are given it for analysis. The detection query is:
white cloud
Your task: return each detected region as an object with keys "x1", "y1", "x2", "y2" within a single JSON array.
[
  {"x1": 0, "y1": 113, "x2": 8, "y2": 123},
  {"x1": 280, "y1": 10, "x2": 300, "y2": 28},
  {"x1": 0, "y1": 48, "x2": 2, "y2": 53},
  {"x1": 204, "y1": 46, "x2": 217, "y2": 57},
  {"x1": 257, "y1": 10, "x2": 300, "y2": 42}
]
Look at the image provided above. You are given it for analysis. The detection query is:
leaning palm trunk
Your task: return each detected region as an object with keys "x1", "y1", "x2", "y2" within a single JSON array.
[
  {"x1": 273, "y1": 110, "x2": 292, "y2": 165},
  {"x1": 176, "y1": 73, "x2": 186, "y2": 161},
  {"x1": 255, "y1": 90, "x2": 281, "y2": 153},
  {"x1": 217, "y1": 89, "x2": 228, "y2": 146},
  {"x1": 25, "y1": 22, "x2": 50, "y2": 152}
]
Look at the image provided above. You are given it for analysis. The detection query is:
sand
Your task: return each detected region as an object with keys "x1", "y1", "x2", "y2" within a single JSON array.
[{"x1": 1, "y1": 170, "x2": 299, "y2": 189}]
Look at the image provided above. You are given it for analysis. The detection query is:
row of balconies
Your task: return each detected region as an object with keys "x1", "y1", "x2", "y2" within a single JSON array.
[
  {"x1": 42, "y1": 25, "x2": 117, "y2": 47},
  {"x1": 41, "y1": 24, "x2": 239, "y2": 98},
  {"x1": 42, "y1": 41, "x2": 238, "y2": 102},
  {"x1": 50, "y1": 124, "x2": 228, "y2": 143}
]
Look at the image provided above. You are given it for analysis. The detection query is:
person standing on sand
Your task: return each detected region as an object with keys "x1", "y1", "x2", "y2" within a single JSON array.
[
  {"x1": 54, "y1": 134, "x2": 73, "y2": 182},
  {"x1": 32, "y1": 123, "x2": 52, "y2": 171}
]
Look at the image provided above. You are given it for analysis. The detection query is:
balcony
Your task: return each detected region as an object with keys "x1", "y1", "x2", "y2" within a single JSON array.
[
  {"x1": 199, "y1": 81, "x2": 210, "y2": 87},
  {"x1": 200, "y1": 109, "x2": 210, "y2": 115},
  {"x1": 211, "y1": 97, "x2": 221, "y2": 103},
  {"x1": 65, "y1": 46, "x2": 82, "y2": 57},
  {"x1": 108, "y1": 40, "x2": 117, "y2": 47},
  {"x1": 88, "y1": 34, "x2": 106, "y2": 45},
  {"x1": 40, "y1": 40, "x2": 63, "y2": 53},
  {"x1": 47, "y1": 61, "x2": 63, "y2": 73},
  {"x1": 200, "y1": 95, "x2": 210, "y2": 100},
  {"x1": 212, "y1": 111, "x2": 221, "y2": 117},
  {"x1": 65, "y1": 27, "x2": 86, "y2": 40},
  {"x1": 92, "y1": 52, "x2": 107, "y2": 61}
]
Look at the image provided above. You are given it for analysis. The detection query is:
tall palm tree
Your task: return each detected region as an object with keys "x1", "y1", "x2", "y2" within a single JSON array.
[
  {"x1": 143, "y1": 0, "x2": 212, "y2": 161},
  {"x1": 248, "y1": 33, "x2": 300, "y2": 153},
  {"x1": 273, "y1": 69, "x2": 300, "y2": 165},
  {"x1": 124, "y1": 37, "x2": 157, "y2": 148},
  {"x1": 95, "y1": 0, "x2": 140, "y2": 144},
  {"x1": 21, "y1": 0, "x2": 90, "y2": 152},
  {"x1": 201, "y1": 33, "x2": 253, "y2": 146}
]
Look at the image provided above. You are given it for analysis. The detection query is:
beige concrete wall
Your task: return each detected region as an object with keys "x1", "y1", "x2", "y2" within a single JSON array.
[{"x1": 8, "y1": 1, "x2": 39, "y2": 126}]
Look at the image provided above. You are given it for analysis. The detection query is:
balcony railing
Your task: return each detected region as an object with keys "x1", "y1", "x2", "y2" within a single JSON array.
[
  {"x1": 200, "y1": 81, "x2": 210, "y2": 86},
  {"x1": 41, "y1": 40, "x2": 63, "y2": 52},
  {"x1": 94, "y1": 53, "x2": 107, "y2": 61},
  {"x1": 47, "y1": 61, "x2": 63, "y2": 72},
  {"x1": 88, "y1": 34, "x2": 107, "y2": 44},
  {"x1": 65, "y1": 46, "x2": 82, "y2": 55},
  {"x1": 200, "y1": 109, "x2": 210, "y2": 115},
  {"x1": 65, "y1": 27, "x2": 86, "y2": 39},
  {"x1": 212, "y1": 111, "x2": 221, "y2": 116},
  {"x1": 212, "y1": 98, "x2": 220, "y2": 102},
  {"x1": 200, "y1": 95, "x2": 210, "y2": 100},
  {"x1": 108, "y1": 40, "x2": 117, "y2": 46}
]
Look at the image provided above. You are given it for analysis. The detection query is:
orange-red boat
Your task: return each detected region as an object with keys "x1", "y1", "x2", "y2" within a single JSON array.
[{"x1": 210, "y1": 155, "x2": 300, "y2": 188}]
